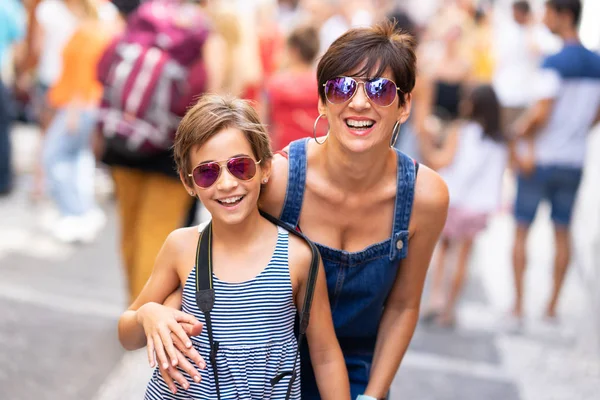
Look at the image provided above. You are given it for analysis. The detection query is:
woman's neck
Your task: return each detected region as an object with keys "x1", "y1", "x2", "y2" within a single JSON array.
[{"x1": 316, "y1": 138, "x2": 395, "y2": 192}]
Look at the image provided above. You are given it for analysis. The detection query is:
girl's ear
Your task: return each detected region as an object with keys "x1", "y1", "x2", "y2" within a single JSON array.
[
  {"x1": 260, "y1": 158, "x2": 272, "y2": 185},
  {"x1": 180, "y1": 171, "x2": 195, "y2": 196}
]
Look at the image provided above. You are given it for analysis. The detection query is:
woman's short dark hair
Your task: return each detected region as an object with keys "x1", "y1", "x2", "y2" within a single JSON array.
[
  {"x1": 465, "y1": 85, "x2": 503, "y2": 142},
  {"x1": 317, "y1": 20, "x2": 417, "y2": 107},
  {"x1": 287, "y1": 25, "x2": 319, "y2": 64}
]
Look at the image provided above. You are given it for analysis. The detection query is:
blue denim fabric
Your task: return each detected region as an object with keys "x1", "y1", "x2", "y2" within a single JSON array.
[
  {"x1": 43, "y1": 109, "x2": 98, "y2": 216},
  {"x1": 0, "y1": 78, "x2": 14, "y2": 192},
  {"x1": 515, "y1": 165, "x2": 582, "y2": 227},
  {"x1": 280, "y1": 138, "x2": 416, "y2": 399}
]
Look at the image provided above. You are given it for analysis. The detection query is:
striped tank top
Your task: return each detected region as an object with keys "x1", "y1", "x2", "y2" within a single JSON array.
[{"x1": 145, "y1": 226, "x2": 300, "y2": 400}]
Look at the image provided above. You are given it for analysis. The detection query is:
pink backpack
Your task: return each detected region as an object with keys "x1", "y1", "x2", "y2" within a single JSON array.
[{"x1": 97, "y1": 0, "x2": 210, "y2": 159}]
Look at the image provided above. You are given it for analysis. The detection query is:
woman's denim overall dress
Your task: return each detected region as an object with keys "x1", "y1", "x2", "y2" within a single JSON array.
[{"x1": 280, "y1": 138, "x2": 417, "y2": 399}]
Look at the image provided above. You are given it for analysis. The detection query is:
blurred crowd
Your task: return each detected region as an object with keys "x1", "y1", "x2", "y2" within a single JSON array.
[{"x1": 1, "y1": 0, "x2": 599, "y2": 328}]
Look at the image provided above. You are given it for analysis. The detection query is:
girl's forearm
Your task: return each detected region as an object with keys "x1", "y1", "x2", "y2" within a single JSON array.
[
  {"x1": 117, "y1": 309, "x2": 146, "y2": 351},
  {"x1": 311, "y1": 347, "x2": 351, "y2": 400},
  {"x1": 364, "y1": 307, "x2": 419, "y2": 398}
]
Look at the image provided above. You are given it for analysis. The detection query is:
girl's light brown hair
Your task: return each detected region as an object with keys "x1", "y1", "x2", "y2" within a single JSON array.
[{"x1": 174, "y1": 94, "x2": 273, "y2": 188}]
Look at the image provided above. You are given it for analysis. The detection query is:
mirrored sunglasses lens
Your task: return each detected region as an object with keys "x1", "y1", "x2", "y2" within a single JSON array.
[
  {"x1": 227, "y1": 157, "x2": 256, "y2": 181},
  {"x1": 325, "y1": 77, "x2": 357, "y2": 104},
  {"x1": 194, "y1": 163, "x2": 220, "y2": 188},
  {"x1": 366, "y1": 78, "x2": 397, "y2": 106}
]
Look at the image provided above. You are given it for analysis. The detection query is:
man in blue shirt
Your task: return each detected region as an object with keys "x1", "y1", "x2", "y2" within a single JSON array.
[
  {"x1": 510, "y1": 0, "x2": 600, "y2": 326},
  {"x1": 0, "y1": 0, "x2": 26, "y2": 195}
]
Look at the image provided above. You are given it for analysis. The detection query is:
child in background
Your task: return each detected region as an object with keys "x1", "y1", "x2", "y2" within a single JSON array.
[
  {"x1": 118, "y1": 95, "x2": 350, "y2": 399},
  {"x1": 420, "y1": 85, "x2": 508, "y2": 327}
]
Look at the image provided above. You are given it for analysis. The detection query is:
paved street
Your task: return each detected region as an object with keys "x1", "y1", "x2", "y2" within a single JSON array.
[{"x1": 1, "y1": 124, "x2": 599, "y2": 400}]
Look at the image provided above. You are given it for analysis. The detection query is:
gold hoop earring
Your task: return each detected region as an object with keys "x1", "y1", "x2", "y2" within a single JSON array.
[
  {"x1": 313, "y1": 114, "x2": 329, "y2": 145},
  {"x1": 390, "y1": 121, "x2": 401, "y2": 148}
]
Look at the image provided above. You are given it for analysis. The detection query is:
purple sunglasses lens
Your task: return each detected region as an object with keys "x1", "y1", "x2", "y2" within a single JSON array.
[
  {"x1": 365, "y1": 78, "x2": 398, "y2": 106},
  {"x1": 227, "y1": 157, "x2": 257, "y2": 181},
  {"x1": 193, "y1": 163, "x2": 220, "y2": 188},
  {"x1": 325, "y1": 77, "x2": 357, "y2": 104}
]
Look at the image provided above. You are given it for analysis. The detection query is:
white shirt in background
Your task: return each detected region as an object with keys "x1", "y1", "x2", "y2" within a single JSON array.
[
  {"x1": 35, "y1": 0, "x2": 79, "y2": 86},
  {"x1": 441, "y1": 122, "x2": 508, "y2": 214},
  {"x1": 492, "y1": 22, "x2": 543, "y2": 108},
  {"x1": 319, "y1": 9, "x2": 372, "y2": 55}
]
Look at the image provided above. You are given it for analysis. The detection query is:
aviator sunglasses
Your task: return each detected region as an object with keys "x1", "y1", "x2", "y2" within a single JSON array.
[
  {"x1": 189, "y1": 156, "x2": 261, "y2": 189},
  {"x1": 324, "y1": 76, "x2": 402, "y2": 107}
]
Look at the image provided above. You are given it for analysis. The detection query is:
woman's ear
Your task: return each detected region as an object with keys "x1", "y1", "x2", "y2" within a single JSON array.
[
  {"x1": 397, "y1": 93, "x2": 412, "y2": 123},
  {"x1": 317, "y1": 97, "x2": 327, "y2": 116}
]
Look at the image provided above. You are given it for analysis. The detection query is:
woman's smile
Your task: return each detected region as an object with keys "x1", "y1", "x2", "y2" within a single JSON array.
[{"x1": 343, "y1": 116, "x2": 377, "y2": 137}]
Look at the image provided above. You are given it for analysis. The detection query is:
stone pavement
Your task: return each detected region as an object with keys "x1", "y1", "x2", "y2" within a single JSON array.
[{"x1": 0, "y1": 124, "x2": 598, "y2": 400}]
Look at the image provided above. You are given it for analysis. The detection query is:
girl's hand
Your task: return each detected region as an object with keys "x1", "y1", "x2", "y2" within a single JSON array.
[{"x1": 136, "y1": 302, "x2": 205, "y2": 370}]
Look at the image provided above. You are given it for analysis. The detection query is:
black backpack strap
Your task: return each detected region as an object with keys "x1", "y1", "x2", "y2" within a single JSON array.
[
  {"x1": 260, "y1": 211, "x2": 320, "y2": 399},
  {"x1": 194, "y1": 223, "x2": 221, "y2": 400}
]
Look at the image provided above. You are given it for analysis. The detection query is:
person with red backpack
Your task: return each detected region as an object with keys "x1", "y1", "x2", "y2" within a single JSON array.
[{"x1": 99, "y1": 0, "x2": 226, "y2": 303}]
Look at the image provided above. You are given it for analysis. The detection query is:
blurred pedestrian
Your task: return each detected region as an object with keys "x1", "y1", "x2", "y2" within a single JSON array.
[
  {"x1": 21, "y1": 0, "x2": 94, "y2": 202},
  {"x1": 509, "y1": 0, "x2": 600, "y2": 327},
  {"x1": 42, "y1": 0, "x2": 114, "y2": 243},
  {"x1": 419, "y1": 85, "x2": 508, "y2": 327},
  {"x1": 0, "y1": 0, "x2": 26, "y2": 196},
  {"x1": 118, "y1": 94, "x2": 351, "y2": 399},
  {"x1": 493, "y1": 1, "x2": 543, "y2": 136},
  {"x1": 264, "y1": 24, "x2": 320, "y2": 150},
  {"x1": 98, "y1": 0, "x2": 222, "y2": 303}
]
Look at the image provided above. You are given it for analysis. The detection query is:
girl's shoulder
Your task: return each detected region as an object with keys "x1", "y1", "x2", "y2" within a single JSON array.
[{"x1": 164, "y1": 226, "x2": 201, "y2": 259}]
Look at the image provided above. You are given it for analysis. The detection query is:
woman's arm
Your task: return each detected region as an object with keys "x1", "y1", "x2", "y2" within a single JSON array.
[
  {"x1": 290, "y1": 236, "x2": 351, "y2": 400},
  {"x1": 364, "y1": 166, "x2": 449, "y2": 398}
]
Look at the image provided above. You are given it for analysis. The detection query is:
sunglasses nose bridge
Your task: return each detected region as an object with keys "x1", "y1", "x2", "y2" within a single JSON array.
[
  {"x1": 349, "y1": 80, "x2": 371, "y2": 107},
  {"x1": 216, "y1": 163, "x2": 240, "y2": 188}
]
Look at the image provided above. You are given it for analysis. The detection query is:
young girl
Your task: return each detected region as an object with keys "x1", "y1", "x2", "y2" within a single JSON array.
[
  {"x1": 419, "y1": 84, "x2": 508, "y2": 327},
  {"x1": 117, "y1": 95, "x2": 350, "y2": 399}
]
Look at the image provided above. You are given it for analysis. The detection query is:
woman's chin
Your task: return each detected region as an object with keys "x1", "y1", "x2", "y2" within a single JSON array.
[{"x1": 337, "y1": 134, "x2": 382, "y2": 154}]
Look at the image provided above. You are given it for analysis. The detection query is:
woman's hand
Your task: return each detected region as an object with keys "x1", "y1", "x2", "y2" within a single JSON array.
[
  {"x1": 158, "y1": 329, "x2": 205, "y2": 394},
  {"x1": 136, "y1": 302, "x2": 205, "y2": 371}
]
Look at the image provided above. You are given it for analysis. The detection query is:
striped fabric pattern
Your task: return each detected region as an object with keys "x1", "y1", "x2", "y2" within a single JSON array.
[{"x1": 145, "y1": 226, "x2": 301, "y2": 399}]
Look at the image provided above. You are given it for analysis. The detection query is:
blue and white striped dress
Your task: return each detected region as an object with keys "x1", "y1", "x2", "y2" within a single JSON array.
[{"x1": 145, "y1": 226, "x2": 301, "y2": 400}]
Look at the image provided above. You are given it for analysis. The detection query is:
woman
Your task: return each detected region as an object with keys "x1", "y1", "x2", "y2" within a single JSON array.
[{"x1": 151, "y1": 21, "x2": 448, "y2": 399}]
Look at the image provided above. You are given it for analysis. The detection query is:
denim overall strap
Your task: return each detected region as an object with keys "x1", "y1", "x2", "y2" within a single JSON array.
[
  {"x1": 279, "y1": 138, "x2": 309, "y2": 226},
  {"x1": 389, "y1": 149, "x2": 416, "y2": 261}
]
